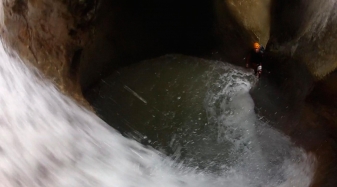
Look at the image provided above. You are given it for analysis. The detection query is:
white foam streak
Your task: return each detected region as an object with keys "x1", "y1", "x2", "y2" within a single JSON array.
[
  {"x1": 0, "y1": 40, "x2": 316, "y2": 187},
  {"x1": 204, "y1": 63, "x2": 316, "y2": 187},
  {"x1": 0, "y1": 41, "x2": 184, "y2": 186}
]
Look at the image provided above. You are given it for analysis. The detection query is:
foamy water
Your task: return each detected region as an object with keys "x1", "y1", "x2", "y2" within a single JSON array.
[
  {"x1": 0, "y1": 40, "x2": 316, "y2": 187},
  {"x1": 204, "y1": 62, "x2": 316, "y2": 186}
]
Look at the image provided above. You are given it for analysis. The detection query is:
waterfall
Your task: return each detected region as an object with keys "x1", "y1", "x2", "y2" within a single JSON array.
[{"x1": 0, "y1": 36, "x2": 316, "y2": 186}]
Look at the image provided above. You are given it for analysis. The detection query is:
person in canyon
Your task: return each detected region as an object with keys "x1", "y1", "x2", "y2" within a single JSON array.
[{"x1": 246, "y1": 42, "x2": 265, "y2": 77}]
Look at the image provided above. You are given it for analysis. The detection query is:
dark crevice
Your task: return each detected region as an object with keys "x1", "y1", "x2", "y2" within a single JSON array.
[
  {"x1": 79, "y1": 0, "x2": 220, "y2": 92},
  {"x1": 70, "y1": 48, "x2": 83, "y2": 79},
  {"x1": 269, "y1": 0, "x2": 303, "y2": 44},
  {"x1": 12, "y1": 0, "x2": 27, "y2": 14}
]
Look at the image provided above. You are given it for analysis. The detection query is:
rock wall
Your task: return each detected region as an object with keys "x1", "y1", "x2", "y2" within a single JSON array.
[
  {"x1": 0, "y1": 0, "x2": 96, "y2": 106},
  {"x1": 1, "y1": 1, "x2": 337, "y2": 186},
  {"x1": 1, "y1": 0, "x2": 337, "y2": 114},
  {"x1": 78, "y1": 0, "x2": 273, "y2": 90},
  {"x1": 78, "y1": 0, "x2": 218, "y2": 90},
  {"x1": 269, "y1": 0, "x2": 337, "y2": 78},
  {"x1": 222, "y1": 0, "x2": 271, "y2": 46}
]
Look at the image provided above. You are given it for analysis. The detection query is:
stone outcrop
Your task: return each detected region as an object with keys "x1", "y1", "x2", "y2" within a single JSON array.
[
  {"x1": 1, "y1": 0, "x2": 337, "y2": 186},
  {"x1": 0, "y1": 0, "x2": 96, "y2": 106},
  {"x1": 269, "y1": 0, "x2": 337, "y2": 78},
  {"x1": 221, "y1": 0, "x2": 271, "y2": 46},
  {"x1": 1, "y1": 0, "x2": 337, "y2": 92}
]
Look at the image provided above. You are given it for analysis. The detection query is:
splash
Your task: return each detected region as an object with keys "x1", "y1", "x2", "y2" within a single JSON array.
[
  {"x1": 0, "y1": 41, "x2": 315, "y2": 187},
  {"x1": 203, "y1": 61, "x2": 316, "y2": 186}
]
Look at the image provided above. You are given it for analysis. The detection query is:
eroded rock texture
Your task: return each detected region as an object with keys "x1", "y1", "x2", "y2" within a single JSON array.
[
  {"x1": 1, "y1": 0, "x2": 337, "y2": 186},
  {"x1": 0, "y1": 0, "x2": 96, "y2": 105},
  {"x1": 220, "y1": 0, "x2": 271, "y2": 46},
  {"x1": 1, "y1": 0, "x2": 337, "y2": 94},
  {"x1": 270, "y1": 0, "x2": 337, "y2": 78}
]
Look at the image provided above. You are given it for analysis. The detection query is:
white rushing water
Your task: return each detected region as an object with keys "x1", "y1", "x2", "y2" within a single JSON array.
[
  {"x1": 203, "y1": 62, "x2": 316, "y2": 186},
  {"x1": 0, "y1": 40, "x2": 316, "y2": 187}
]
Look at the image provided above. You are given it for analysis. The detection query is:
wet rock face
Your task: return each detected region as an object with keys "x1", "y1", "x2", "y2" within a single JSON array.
[
  {"x1": 1, "y1": 0, "x2": 259, "y2": 93},
  {"x1": 209, "y1": 0, "x2": 272, "y2": 74},
  {"x1": 0, "y1": 0, "x2": 96, "y2": 104},
  {"x1": 1, "y1": 0, "x2": 337, "y2": 104},
  {"x1": 1, "y1": 1, "x2": 337, "y2": 185},
  {"x1": 269, "y1": 0, "x2": 337, "y2": 78},
  {"x1": 305, "y1": 70, "x2": 337, "y2": 139},
  {"x1": 221, "y1": 0, "x2": 271, "y2": 46}
]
